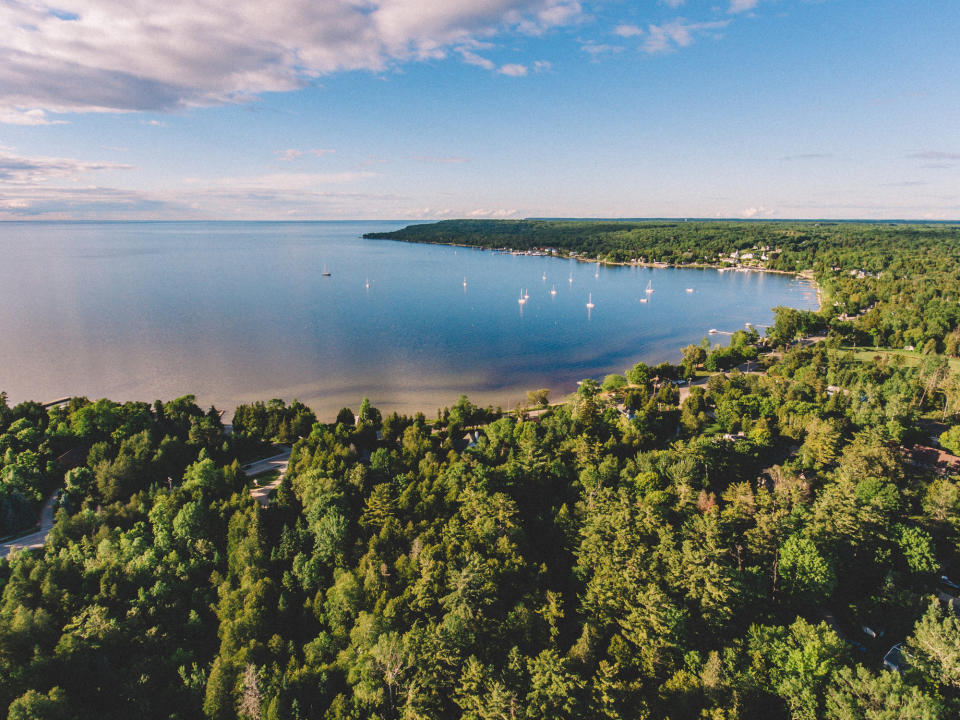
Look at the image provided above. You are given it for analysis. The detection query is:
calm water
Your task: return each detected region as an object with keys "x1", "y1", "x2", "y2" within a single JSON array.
[{"x1": 0, "y1": 221, "x2": 817, "y2": 418}]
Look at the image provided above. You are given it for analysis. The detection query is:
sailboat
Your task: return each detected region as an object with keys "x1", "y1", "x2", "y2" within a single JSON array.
[
  {"x1": 645, "y1": 280, "x2": 654, "y2": 294},
  {"x1": 686, "y1": 288, "x2": 694, "y2": 293},
  {"x1": 463, "y1": 277, "x2": 467, "y2": 287},
  {"x1": 365, "y1": 278, "x2": 370, "y2": 289},
  {"x1": 322, "y1": 265, "x2": 331, "y2": 277},
  {"x1": 542, "y1": 272, "x2": 547, "y2": 281},
  {"x1": 568, "y1": 272, "x2": 573, "y2": 284},
  {"x1": 586, "y1": 293, "x2": 595, "y2": 309},
  {"x1": 524, "y1": 289, "x2": 530, "y2": 300},
  {"x1": 550, "y1": 284, "x2": 557, "y2": 296},
  {"x1": 518, "y1": 289, "x2": 527, "y2": 304}
]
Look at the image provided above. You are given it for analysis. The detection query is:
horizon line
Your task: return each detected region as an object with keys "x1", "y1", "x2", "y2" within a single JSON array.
[{"x1": 2, "y1": 217, "x2": 959, "y2": 224}]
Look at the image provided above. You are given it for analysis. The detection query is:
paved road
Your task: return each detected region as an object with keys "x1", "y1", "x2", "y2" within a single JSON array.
[
  {"x1": 0, "y1": 447, "x2": 292, "y2": 559},
  {"x1": 245, "y1": 447, "x2": 292, "y2": 506},
  {"x1": 0, "y1": 492, "x2": 58, "y2": 559}
]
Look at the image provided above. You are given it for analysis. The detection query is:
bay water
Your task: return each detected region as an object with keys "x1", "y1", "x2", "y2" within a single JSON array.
[{"x1": 0, "y1": 221, "x2": 817, "y2": 418}]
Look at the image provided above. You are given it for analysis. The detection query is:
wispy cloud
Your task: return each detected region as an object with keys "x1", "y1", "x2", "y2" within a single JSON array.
[
  {"x1": 410, "y1": 155, "x2": 468, "y2": 164},
  {"x1": 729, "y1": 0, "x2": 760, "y2": 13},
  {"x1": 780, "y1": 153, "x2": 835, "y2": 161},
  {"x1": 141, "y1": 119, "x2": 167, "y2": 127},
  {"x1": 643, "y1": 19, "x2": 730, "y2": 54},
  {"x1": 613, "y1": 24, "x2": 644, "y2": 37},
  {"x1": 279, "y1": 148, "x2": 336, "y2": 161},
  {"x1": 186, "y1": 171, "x2": 378, "y2": 191},
  {"x1": 581, "y1": 42, "x2": 624, "y2": 57},
  {"x1": 909, "y1": 151, "x2": 960, "y2": 160},
  {"x1": 499, "y1": 63, "x2": 528, "y2": 77},
  {"x1": 739, "y1": 205, "x2": 772, "y2": 218},
  {"x1": 0, "y1": 108, "x2": 67, "y2": 126},
  {"x1": 468, "y1": 208, "x2": 518, "y2": 218},
  {"x1": 458, "y1": 49, "x2": 495, "y2": 71},
  {"x1": 0, "y1": 0, "x2": 584, "y2": 122},
  {"x1": 0, "y1": 146, "x2": 132, "y2": 185}
]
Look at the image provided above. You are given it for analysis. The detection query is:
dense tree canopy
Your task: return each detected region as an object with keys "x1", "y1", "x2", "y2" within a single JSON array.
[{"x1": 4, "y1": 221, "x2": 960, "y2": 718}]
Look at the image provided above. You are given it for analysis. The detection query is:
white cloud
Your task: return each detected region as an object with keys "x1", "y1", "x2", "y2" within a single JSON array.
[
  {"x1": 280, "y1": 148, "x2": 336, "y2": 161},
  {"x1": 909, "y1": 150, "x2": 960, "y2": 160},
  {"x1": 613, "y1": 24, "x2": 643, "y2": 37},
  {"x1": 186, "y1": 171, "x2": 378, "y2": 191},
  {"x1": 533, "y1": 60, "x2": 552, "y2": 72},
  {"x1": 411, "y1": 155, "x2": 468, "y2": 163},
  {"x1": 0, "y1": 146, "x2": 132, "y2": 185},
  {"x1": 499, "y1": 63, "x2": 528, "y2": 76},
  {"x1": 729, "y1": 0, "x2": 759, "y2": 13},
  {"x1": 780, "y1": 153, "x2": 834, "y2": 161},
  {"x1": 739, "y1": 205, "x2": 773, "y2": 218},
  {"x1": 458, "y1": 49, "x2": 496, "y2": 70},
  {"x1": 0, "y1": 0, "x2": 584, "y2": 122},
  {"x1": 0, "y1": 108, "x2": 67, "y2": 125},
  {"x1": 642, "y1": 19, "x2": 729, "y2": 54},
  {"x1": 468, "y1": 208, "x2": 518, "y2": 217},
  {"x1": 581, "y1": 42, "x2": 623, "y2": 56}
]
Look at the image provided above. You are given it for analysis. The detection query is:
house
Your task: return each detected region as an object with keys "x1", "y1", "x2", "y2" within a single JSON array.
[{"x1": 904, "y1": 444, "x2": 960, "y2": 476}]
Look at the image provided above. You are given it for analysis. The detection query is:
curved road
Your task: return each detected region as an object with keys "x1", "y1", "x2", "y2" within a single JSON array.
[
  {"x1": 245, "y1": 447, "x2": 291, "y2": 506},
  {"x1": 1, "y1": 447, "x2": 292, "y2": 560},
  {"x1": 0, "y1": 492, "x2": 57, "y2": 559}
]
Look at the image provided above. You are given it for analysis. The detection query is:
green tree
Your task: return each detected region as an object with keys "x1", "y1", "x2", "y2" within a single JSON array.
[
  {"x1": 825, "y1": 665, "x2": 942, "y2": 720},
  {"x1": 778, "y1": 534, "x2": 836, "y2": 603},
  {"x1": 905, "y1": 598, "x2": 960, "y2": 691}
]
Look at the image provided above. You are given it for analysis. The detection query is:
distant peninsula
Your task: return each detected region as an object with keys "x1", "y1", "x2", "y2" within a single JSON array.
[{"x1": 363, "y1": 218, "x2": 958, "y2": 275}]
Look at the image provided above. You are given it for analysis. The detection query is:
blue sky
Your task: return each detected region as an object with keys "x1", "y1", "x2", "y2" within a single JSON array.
[{"x1": 0, "y1": 0, "x2": 958, "y2": 220}]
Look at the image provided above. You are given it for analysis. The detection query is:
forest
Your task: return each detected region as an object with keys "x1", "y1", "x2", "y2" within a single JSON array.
[{"x1": 2, "y1": 221, "x2": 960, "y2": 719}]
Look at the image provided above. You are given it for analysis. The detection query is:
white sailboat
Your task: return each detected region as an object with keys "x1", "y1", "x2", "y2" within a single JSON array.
[
  {"x1": 686, "y1": 288, "x2": 694, "y2": 293},
  {"x1": 322, "y1": 265, "x2": 331, "y2": 277},
  {"x1": 550, "y1": 284, "x2": 557, "y2": 296},
  {"x1": 568, "y1": 271, "x2": 573, "y2": 284},
  {"x1": 586, "y1": 293, "x2": 595, "y2": 309},
  {"x1": 518, "y1": 289, "x2": 527, "y2": 304},
  {"x1": 463, "y1": 276, "x2": 467, "y2": 287},
  {"x1": 645, "y1": 280, "x2": 654, "y2": 294}
]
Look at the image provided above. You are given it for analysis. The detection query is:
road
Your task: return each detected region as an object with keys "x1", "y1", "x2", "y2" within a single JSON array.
[
  {"x1": 0, "y1": 492, "x2": 58, "y2": 559},
  {"x1": 245, "y1": 447, "x2": 292, "y2": 506},
  {"x1": 0, "y1": 447, "x2": 293, "y2": 560}
]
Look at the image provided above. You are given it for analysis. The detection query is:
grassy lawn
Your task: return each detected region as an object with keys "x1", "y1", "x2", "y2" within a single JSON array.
[
  {"x1": 251, "y1": 469, "x2": 281, "y2": 487},
  {"x1": 834, "y1": 346, "x2": 960, "y2": 372}
]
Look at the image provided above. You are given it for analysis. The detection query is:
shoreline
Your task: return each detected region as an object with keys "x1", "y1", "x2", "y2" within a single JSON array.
[{"x1": 383, "y1": 236, "x2": 825, "y2": 313}]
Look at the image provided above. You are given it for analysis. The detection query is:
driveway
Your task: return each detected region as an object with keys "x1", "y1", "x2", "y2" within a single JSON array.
[{"x1": 245, "y1": 447, "x2": 292, "y2": 506}]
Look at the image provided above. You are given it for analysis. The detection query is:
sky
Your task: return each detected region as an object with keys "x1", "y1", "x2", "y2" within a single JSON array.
[{"x1": 0, "y1": 0, "x2": 958, "y2": 221}]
